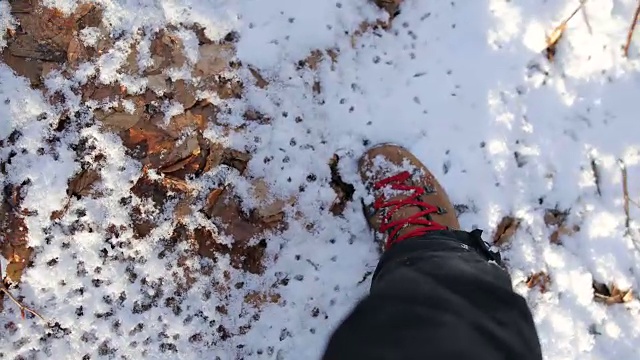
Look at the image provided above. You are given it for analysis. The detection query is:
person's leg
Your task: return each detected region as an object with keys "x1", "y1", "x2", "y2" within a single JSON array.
[{"x1": 323, "y1": 145, "x2": 542, "y2": 360}]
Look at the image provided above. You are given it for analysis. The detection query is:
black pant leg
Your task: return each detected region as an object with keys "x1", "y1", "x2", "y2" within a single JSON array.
[{"x1": 323, "y1": 231, "x2": 542, "y2": 360}]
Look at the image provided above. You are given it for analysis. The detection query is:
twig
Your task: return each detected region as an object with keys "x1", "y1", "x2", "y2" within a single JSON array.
[
  {"x1": 619, "y1": 159, "x2": 640, "y2": 254},
  {"x1": 0, "y1": 268, "x2": 46, "y2": 323},
  {"x1": 566, "y1": 1, "x2": 585, "y2": 23},
  {"x1": 620, "y1": 160, "x2": 631, "y2": 229},
  {"x1": 545, "y1": 1, "x2": 587, "y2": 61},
  {"x1": 624, "y1": 0, "x2": 640, "y2": 57},
  {"x1": 580, "y1": 0, "x2": 593, "y2": 34},
  {"x1": 591, "y1": 157, "x2": 602, "y2": 197}
]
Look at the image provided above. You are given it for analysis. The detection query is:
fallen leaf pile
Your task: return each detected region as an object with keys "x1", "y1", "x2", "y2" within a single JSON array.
[
  {"x1": 0, "y1": 0, "x2": 290, "y2": 327},
  {"x1": 1, "y1": 1, "x2": 103, "y2": 86}
]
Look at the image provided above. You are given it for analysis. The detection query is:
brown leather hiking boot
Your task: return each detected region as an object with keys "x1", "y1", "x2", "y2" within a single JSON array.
[{"x1": 359, "y1": 144, "x2": 460, "y2": 250}]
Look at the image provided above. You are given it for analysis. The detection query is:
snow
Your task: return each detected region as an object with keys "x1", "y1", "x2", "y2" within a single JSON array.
[
  {"x1": 2, "y1": 0, "x2": 640, "y2": 359},
  {"x1": 0, "y1": 1, "x2": 13, "y2": 50}
]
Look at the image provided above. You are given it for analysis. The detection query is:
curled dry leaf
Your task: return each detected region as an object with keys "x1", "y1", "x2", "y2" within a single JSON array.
[
  {"x1": 526, "y1": 272, "x2": 551, "y2": 293},
  {"x1": 159, "y1": 152, "x2": 200, "y2": 174},
  {"x1": 593, "y1": 281, "x2": 633, "y2": 305},
  {"x1": 68, "y1": 169, "x2": 101, "y2": 198},
  {"x1": 492, "y1": 216, "x2": 521, "y2": 246}
]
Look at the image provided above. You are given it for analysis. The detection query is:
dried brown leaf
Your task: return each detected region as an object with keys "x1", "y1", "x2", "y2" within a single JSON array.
[
  {"x1": 174, "y1": 196, "x2": 194, "y2": 221},
  {"x1": 0, "y1": 52, "x2": 44, "y2": 87},
  {"x1": 593, "y1": 281, "x2": 633, "y2": 305},
  {"x1": 526, "y1": 272, "x2": 551, "y2": 293},
  {"x1": 68, "y1": 169, "x2": 100, "y2": 198},
  {"x1": 161, "y1": 111, "x2": 206, "y2": 138},
  {"x1": 543, "y1": 208, "x2": 568, "y2": 226},
  {"x1": 194, "y1": 43, "x2": 234, "y2": 77},
  {"x1": 250, "y1": 179, "x2": 292, "y2": 226},
  {"x1": 98, "y1": 111, "x2": 141, "y2": 131},
  {"x1": 202, "y1": 188, "x2": 224, "y2": 218},
  {"x1": 0, "y1": 185, "x2": 29, "y2": 247},
  {"x1": 122, "y1": 124, "x2": 175, "y2": 163},
  {"x1": 173, "y1": 80, "x2": 197, "y2": 109},
  {"x1": 147, "y1": 74, "x2": 169, "y2": 94},
  {"x1": 374, "y1": 0, "x2": 403, "y2": 17},
  {"x1": 221, "y1": 148, "x2": 251, "y2": 174},
  {"x1": 8, "y1": 34, "x2": 66, "y2": 61},
  {"x1": 549, "y1": 224, "x2": 579, "y2": 245},
  {"x1": 3, "y1": 244, "x2": 31, "y2": 284},
  {"x1": 66, "y1": 37, "x2": 82, "y2": 64},
  {"x1": 159, "y1": 153, "x2": 199, "y2": 174},
  {"x1": 248, "y1": 67, "x2": 269, "y2": 89},
  {"x1": 492, "y1": 216, "x2": 521, "y2": 246}
]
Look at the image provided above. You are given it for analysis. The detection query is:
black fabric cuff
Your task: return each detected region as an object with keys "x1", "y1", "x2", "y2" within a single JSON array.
[{"x1": 372, "y1": 229, "x2": 503, "y2": 282}]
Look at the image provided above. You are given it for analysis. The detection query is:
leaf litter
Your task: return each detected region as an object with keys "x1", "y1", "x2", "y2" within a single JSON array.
[{"x1": 2, "y1": 0, "x2": 640, "y2": 358}]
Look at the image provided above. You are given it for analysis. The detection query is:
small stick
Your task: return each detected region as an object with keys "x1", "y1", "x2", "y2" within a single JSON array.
[
  {"x1": 621, "y1": 161, "x2": 631, "y2": 229},
  {"x1": 0, "y1": 268, "x2": 46, "y2": 323},
  {"x1": 624, "y1": 0, "x2": 640, "y2": 57},
  {"x1": 545, "y1": 1, "x2": 586, "y2": 61},
  {"x1": 580, "y1": 0, "x2": 593, "y2": 34},
  {"x1": 591, "y1": 157, "x2": 602, "y2": 197}
]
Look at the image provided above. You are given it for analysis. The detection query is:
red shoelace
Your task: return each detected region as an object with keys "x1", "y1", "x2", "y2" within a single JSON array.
[{"x1": 373, "y1": 171, "x2": 447, "y2": 249}]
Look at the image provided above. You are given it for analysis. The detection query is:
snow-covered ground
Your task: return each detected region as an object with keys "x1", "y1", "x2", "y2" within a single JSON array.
[{"x1": 2, "y1": 0, "x2": 640, "y2": 359}]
